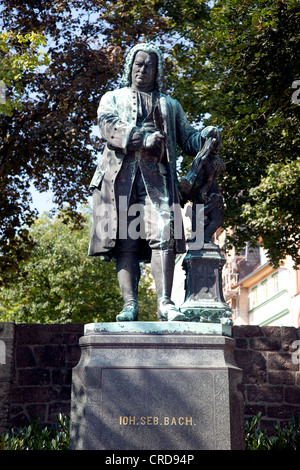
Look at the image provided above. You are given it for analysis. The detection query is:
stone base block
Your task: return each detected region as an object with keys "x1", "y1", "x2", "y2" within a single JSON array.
[
  {"x1": 181, "y1": 245, "x2": 232, "y2": 324},
  {"x1": 70, "y1": 322, "x2": 244, "y2": 450}
]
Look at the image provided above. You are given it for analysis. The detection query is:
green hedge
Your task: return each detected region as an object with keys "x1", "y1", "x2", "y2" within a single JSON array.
[
  {"x1": 1, "y1": 413, "x2": 300, "y2": 450},
  {"x1": 0, "y1": 414, "x2": 69, "y2": 450},
  {"x1": 245, "y1": 413, "x2": 300, "y2": 450}
]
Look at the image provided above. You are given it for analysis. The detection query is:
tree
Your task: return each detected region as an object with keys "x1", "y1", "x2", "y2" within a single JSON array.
[
  {"x1": 0, "y1": 207, "x2": 157, "y2": 323},
  {"x1": 0, "y1": 0, "x2": 170, "y2": 284},
  {"x1": 242, "y1": 158, "x2": 300, "y2": 267},
  {"x1": 161, "y1": 0, "x2": 300, "y2": 266},
  {"x1": 2, "y1": 0, "x2": 299, "y2": 276},
  {"x1": 0, "y1": 30, "x2": 51, "y2": 284}
]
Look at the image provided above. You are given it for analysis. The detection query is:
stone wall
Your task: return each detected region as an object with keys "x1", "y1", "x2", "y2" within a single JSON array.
[
  {"x1": 233, "y1": 325, "x2": 300, "y2": 434},
  {"x1": 1, "y1": 323, "x2": 300, "y2": 434},
  {"x1": 0, "y1": 323, "x2": 83, "y2": 432},
  {"x1": 0, "y1": 323, "x2": 15, "y2": 433}
]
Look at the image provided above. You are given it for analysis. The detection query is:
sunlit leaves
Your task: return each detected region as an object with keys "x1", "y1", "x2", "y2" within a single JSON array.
[
  {"x1": 167, "y1": 0, "x2": 300, "y2": 265},
  {"x1": 242, "y1": 158, "x2": 300, "y2": 266},
  {"x1": 0, "y1": 207, "x2": 157, "y2": 323},
  {"x1": 1, "y1": 0, "x2": 299, "y2": 276},
  {"x1": 0, "y1": 31, "x2": 50, "y2": 115},
  {"x1": 0, "y1": 0, "x2": 171, "y2": 283}
]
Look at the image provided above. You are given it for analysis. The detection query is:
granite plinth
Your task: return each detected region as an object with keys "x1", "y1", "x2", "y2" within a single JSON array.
[
  {"x1": 70, "y1": 322, "x2": 244, "y2": 450},
  {"x1": 84, "y1": 321, "x2": 232, "y2": 336}
]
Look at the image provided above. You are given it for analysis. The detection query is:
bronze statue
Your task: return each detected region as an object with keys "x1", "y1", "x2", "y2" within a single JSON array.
[{"x1": 88, "y1": 43, "x2": 221, "y2": 322}]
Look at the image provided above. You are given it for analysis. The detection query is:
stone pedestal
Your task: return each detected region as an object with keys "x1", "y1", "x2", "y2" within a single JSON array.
[
  {"x1": 180, "y1": 243, "x2": 232, "y2": 324},
  {"x1": 70, "y1": 322, "x2": 244, "y2": 450}
]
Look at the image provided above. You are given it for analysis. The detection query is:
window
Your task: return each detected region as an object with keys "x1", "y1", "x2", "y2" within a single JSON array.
[
  {"x1": 261, "y1": 280, "x2": 268, "y2": 301},
  {"x1": 251, "y1": 286, "x2": 258, "y2": 309},
  {"x1": 272, "y1": 273, "x2": 278, "y2": 295},
  {"x1": 296, "y1": 266, "x2": 300, "y2": 296}
]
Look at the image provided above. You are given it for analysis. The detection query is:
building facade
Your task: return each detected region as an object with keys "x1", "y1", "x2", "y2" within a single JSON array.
[
  {"x1": 223, "y1": 242, "x2": 300, "y2": 327},
  {"x1": 171, "y1": 214, "x2": 300, "y2": 328}
]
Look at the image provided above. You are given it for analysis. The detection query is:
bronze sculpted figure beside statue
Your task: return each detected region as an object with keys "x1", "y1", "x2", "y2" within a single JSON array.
[{"x1": 89, "y1": 43, "x2": 232, "y2": 324}]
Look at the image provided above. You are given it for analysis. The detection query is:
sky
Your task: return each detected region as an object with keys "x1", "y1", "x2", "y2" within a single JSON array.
[
  {"x1": 30, "y1": 185, "x2": 57, "y2": 215},
  {"x1": 29, "y1": 125, "x2": 100, "y2": 215},
  {"x1": 30, "y1": 185, "x2": 93, "y2": 215}
]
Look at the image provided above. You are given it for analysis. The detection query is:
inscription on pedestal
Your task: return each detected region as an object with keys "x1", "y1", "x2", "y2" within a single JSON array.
[
  {"x1": 119, "y1": 416, "x2": 194, "y2": 426},
  {"x1": 100, "y1": 369, "x2": 214, "y2": 450}
]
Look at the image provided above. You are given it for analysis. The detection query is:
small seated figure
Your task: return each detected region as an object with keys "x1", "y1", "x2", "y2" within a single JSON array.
[{"x1": 180, "y1": 129, "x2": 226, "y2": 244}]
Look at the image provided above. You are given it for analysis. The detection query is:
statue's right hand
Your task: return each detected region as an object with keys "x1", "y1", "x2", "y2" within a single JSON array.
[
  {"x1": 201, "y1": 126, "x2": 222, "y2": 153},
  {"x1": 143, "y1": 131, "x2": 166, "y2": 150}
]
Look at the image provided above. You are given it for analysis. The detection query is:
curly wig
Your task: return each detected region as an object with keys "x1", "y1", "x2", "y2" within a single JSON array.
[{"x1": 120, "y1": 43, "x2": 166, "y2": 92}]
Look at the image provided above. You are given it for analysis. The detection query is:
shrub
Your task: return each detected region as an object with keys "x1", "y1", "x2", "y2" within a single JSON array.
[
  {"x1": 2, "y1": 412, "x2": 300, "y2": 450},
  {"x1": 245, "y1": 413, "x2": 300, "y2": 450},
  {"x1": 0, "y1": 413, "x2": 69, "y2": 450}
]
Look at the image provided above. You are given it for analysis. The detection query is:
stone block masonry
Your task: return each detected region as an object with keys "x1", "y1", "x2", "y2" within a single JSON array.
[
  {"x1": 0, "y1": 322, "x2": 300, "y2": 435},
  {"x1": 0, "y1": 323, "x2": 15, "y2": 433},
  {"x1": 233, "y1": 325, "x2": 300, "y2": 434},
  {"x1": 0, "y1": 323, "x2": 83, "y2": 431}
]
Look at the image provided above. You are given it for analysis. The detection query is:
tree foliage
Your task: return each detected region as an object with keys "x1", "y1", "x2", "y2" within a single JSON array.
[
  {"x1": 1, "y1": 0, "x2": 299, "y2": 288},
  {"x1": 163, "y1": 0, "x2": 300, "y2": 266},
  {"x1": 0, "y1": 29, "x2": 51, "y2": 285},
  {"x1": 0, "y1": 0, "x2": 170, "y2": 285},
  {"x1": 0, "y1": 31, "x2": 50, "y2": 115},
  {"x1": 0, "y1": 207, "x2": 157, "y2": 323},
  {"x1": 242, "y1": 158, "x2": 300, "y2": 267}
]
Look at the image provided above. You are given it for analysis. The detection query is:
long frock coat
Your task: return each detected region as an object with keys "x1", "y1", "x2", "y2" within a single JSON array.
[{"x1": 88, "y1": 86, "x2": 204, "y2": 262}]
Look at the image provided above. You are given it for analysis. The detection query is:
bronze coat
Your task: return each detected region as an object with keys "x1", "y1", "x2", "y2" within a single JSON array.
[{"x1": 88, "y1": 87, "x2": 204, "y2": 260}]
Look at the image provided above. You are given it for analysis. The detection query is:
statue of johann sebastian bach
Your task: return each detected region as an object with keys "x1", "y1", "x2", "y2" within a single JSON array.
[{"x1": 88, "y1": 43, "x2": 221, "y2": 322}]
